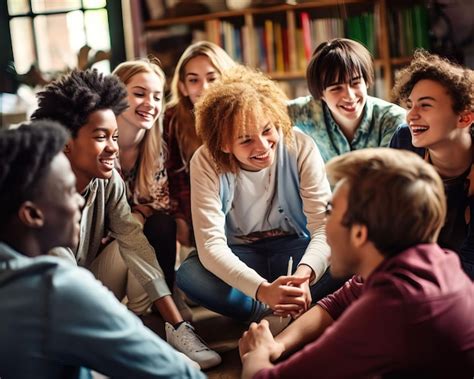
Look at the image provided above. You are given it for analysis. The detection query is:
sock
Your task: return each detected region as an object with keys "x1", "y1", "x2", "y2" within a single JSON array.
[{"x1": 173, "y1": 321, "x2": 186, "y2": 330}]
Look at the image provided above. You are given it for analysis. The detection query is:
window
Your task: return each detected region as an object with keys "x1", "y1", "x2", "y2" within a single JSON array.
[{"x1": 4, "y1": 0, "x2": 123, "y2": 75}]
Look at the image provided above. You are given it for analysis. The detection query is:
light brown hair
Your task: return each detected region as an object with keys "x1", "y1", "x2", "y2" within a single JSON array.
[
  {"x1": 166, "y1": 41, "x2": 236, "y2": 164},
  {"x1": 112, "y1": 57, "x2": 165, "y2": 201},
  {"x1": 307, "y1": 38, "x2": 374, "y2": 100},
  {"x1": 195, "y1": 65, "x2": 293, "y2": 174},
  {"x1": 326, "y1": 148, "x2": 446, "y2": 256},
  {"x1": 392, "y1": 49, "x2": 474, "y2": 115}
]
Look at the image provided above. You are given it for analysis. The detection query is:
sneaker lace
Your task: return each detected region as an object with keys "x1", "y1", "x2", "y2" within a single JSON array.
[{"x1": 180, "y1": 324, "x2": 210, "y2": 353}]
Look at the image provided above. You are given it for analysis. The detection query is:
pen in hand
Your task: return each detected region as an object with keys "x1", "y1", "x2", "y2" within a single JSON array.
[{"x1": 287, "y1": 256, "x2": 293, "y2": 277}]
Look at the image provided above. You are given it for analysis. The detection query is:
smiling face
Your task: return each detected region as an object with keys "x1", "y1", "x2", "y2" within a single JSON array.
[
  {"x1": 321, "y1": 75, "x2": 368, "y2": 129},
  {"x1": 66, "y1": 109, "x2": 119, "y2": 192},
  {"x1": 120, "y1": 71, "x2": 163, "y2": 131},
  {"x1": 179, "y1": 55, "x2": 219, "y2": 105},
  {"x1": 225, "y1": 111, "x2": 280, "y2": 172},
  {"x1": 35, "y1": 152, "x2": 85, "y2": 251},
  {"x1": 406, "y1": 79, "x2": 468, "y2": 149}
]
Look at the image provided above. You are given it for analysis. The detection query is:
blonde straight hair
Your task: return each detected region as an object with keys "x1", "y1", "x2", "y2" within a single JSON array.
[
  {"x1": 113, "y1": 57, "x2": 166, "y2": 202},
  {"x1": 167, "y1": 41, "x2": 236, "y2": 164}
]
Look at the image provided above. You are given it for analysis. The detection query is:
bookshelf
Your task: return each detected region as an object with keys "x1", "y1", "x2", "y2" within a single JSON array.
[{"x1": 142, "y1": 0, "x2": 430, "y2": 100}]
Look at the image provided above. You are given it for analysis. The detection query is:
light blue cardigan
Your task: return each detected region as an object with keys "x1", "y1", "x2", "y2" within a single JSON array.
[{"x1": 219, "y1": 132, "x2": 309, "y2": 239}]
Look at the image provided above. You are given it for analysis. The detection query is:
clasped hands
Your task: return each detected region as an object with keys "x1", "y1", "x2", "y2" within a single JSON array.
[{"x1": 256, "y1": 271, "x2": 312, "y2": 319}]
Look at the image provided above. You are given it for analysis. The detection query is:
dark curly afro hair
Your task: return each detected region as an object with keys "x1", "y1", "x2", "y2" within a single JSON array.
[{"x1": 31, "y1": 69, "x2": 128, "y2": 137}]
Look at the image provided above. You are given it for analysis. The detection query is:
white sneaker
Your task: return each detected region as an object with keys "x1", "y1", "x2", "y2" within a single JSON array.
[
  {"x1": 165, "y1": 322, "x2": 222, "y2": 370},
  {"x1": 175, "y1": 351, "x2": 201, "y2": 370}
]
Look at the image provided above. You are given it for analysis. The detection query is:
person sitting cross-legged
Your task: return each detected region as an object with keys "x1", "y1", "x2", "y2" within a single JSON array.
[
  {"x1": 30, "y1": 69, "x2": 220, "y2": 369},
  {"x1": 177, "y1": 66, "x2": 343, "y2": 328}
]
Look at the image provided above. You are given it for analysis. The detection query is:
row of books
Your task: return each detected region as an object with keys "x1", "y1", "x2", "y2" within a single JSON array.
[
  {"x1": 202, "y1": 11, "x2": 378, "y2": 74},
  {"x1": 388, "y1": 5, "x2": 430, "y2": 57}
]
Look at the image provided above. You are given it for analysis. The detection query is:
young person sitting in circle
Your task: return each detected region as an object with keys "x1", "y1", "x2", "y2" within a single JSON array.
[
  {"x1": 0, "y1": 121, "x2": 204, "y2": 379},
  {"x1": 163, "y1": 41, "x2": 236, "y2": 253},
  {"x1": 288, "y1": 38, "x2": 406, "y2": 162},
  {"x1": 390, "y1": 50, "x2": 474, "y2": 279},
  {"x1": 240, "y1": 148, "x2": 474, "y2": 378},
  {"x1": 30, "y1": 69, "x2": 220, "y2": 369},
  {"x1": 112, "y1": 57, "x2": 177, "y2": 295},
  {"x1": 111, "y1": 57, "x2": 220, "y2": 364},
  {"x1": 176, "y1": 65, "x2": 343, "y2": 326}
]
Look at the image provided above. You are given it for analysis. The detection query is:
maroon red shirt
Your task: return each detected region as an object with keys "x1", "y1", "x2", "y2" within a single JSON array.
[{"x1": 256, "y1": 244, "x2": 474, "y2": 378}]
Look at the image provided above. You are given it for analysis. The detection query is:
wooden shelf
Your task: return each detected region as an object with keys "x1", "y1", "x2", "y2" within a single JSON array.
[
  {"x1": 145, "y1": 0, "x2": 373, "y2": 29},
  {"x1": 141, "y1": 0, "x2": 429, "y2": 100},
  {"x1": 391, "y1": 56, "x2": 412, "y2": 65},
  {"x1": 267, "y1": 70, "x2": 306, "y2": 80}
]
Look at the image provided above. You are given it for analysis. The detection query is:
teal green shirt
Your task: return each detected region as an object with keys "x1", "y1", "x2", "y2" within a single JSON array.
[
  {"x1": 288, "y1": 95, "x2": 406, "y2": 162},
  {"x1": 0, "y1": 242, "x2": 205, "y2": 379}
]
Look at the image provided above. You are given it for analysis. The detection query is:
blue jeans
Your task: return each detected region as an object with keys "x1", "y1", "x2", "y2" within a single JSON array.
[{"x1": 176, "y1": 235, "x2": 345, "y2": 322}]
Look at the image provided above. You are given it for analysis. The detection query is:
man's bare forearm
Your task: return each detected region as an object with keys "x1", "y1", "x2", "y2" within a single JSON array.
[{"x1": 275, "y1": 304, "x2": 334, "y2": 358}]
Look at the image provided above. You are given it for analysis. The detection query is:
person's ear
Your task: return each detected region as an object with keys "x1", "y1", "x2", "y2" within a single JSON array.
[
  {"x1": 350, "y1": 223, "x2": 368, "y2": 248},
  {"x1": 178, "y1": 81, "x2": 188, "y2": 97},
  {"x1": 457, "y1": 110, "x2": 473, "y2": 129},
  {"x1": 222, "y1": 144, "x2": 231, "y2": 154},
  {"x1": 17, "y1": 201, "x2": 45, "y2": 228}
]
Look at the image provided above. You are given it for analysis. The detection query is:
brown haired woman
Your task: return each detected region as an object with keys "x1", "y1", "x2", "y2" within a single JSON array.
[{"x1": 163, "y1": 41, "x2": 236, "y2": 252}]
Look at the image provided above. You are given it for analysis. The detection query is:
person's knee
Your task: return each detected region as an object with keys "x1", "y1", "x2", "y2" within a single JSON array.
[
  {"x1": 126, "y1": 298, "x2": 152, "y2": 316},
  {"x1": 176, "y1": 251, "x2": 199, "y2": 291}
]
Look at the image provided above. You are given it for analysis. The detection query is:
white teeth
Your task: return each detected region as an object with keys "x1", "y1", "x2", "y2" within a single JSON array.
[
  {"x1": 100, "y1": 159, "x2": 114, "y2": 168},
  {"x1": 137, "y1": 110, "x2": 153, "y2": 119},
  {"x1": 253, "y1": 151, "x2": 270, "y2": 159},
  {"x1": 411, "y1": 126, "x2": 429, "y2": 132},
  {"x1": 341, "y1": 103, "x2": 356, "y2": 110}
]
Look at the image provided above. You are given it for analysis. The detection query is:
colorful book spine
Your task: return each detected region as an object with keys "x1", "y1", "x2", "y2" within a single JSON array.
[
  {"x1": 264, "y1": 19, "x2": 275, "y2": 72},
  {"x1": 274, "y1": 22, "x2": 284, "y2": 72},
  {"x1": 300, "y1": 12, "x2": 312, "y2": 63},
  {"x1": 286, "y1": 11, "x2": 297, "y2": 72}
]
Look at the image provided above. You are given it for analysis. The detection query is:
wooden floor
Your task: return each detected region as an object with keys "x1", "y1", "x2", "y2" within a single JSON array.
[{"x1": 142, "y1": 306, "x2": 247, "y2": 378}]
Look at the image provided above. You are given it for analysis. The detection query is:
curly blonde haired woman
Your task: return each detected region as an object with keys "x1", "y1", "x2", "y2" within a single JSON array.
[{"x1": 176, "y1": 66, "x2": 344, "y2": 324}]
